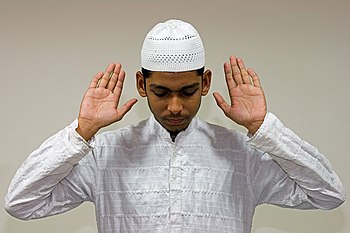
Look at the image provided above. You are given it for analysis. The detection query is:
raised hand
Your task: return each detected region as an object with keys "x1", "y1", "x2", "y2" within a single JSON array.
[
  {"x1": 213, "y1": 56, "x2": 267, "y2": 135},
  {"x1": 76, "y1": 63, "x2": 138, "y2": 141}
]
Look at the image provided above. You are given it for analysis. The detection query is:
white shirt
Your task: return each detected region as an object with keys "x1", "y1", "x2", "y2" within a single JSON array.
[{"x1": 5, "y1": 113, "x2": 345, "y2": 233}]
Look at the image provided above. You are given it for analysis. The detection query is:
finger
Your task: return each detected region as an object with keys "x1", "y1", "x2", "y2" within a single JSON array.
[
  {"x1": 224, "y1": 62, "x2": 237, "y2": 90},
  {"x1": 116, "y1": 98, "x2": 138, "y2": 121},
  {"x1": 107, "y1": 63, "x2": 122, "y2": 91},
  {"x1": 98, "y1": 63, "x2": 116, "y2": 88},
  {"x1": 89, "y1": 72, "x2": 104, "y2": 88},
  {"x1": 213, "y1": 92, "x2": 231, "y2": 116},
  {"x1": 247, "y1": 68, "x2": 261, "y2": 87},
  {"x1": 237, "y1": 58, "x2": 251, "y2": 84},
  {"x1": 113, "y1": 69, "x2": 126, "y2": 105},
  {"x1": 230, "y1": 56, "x2": 243, "y2": 85}
]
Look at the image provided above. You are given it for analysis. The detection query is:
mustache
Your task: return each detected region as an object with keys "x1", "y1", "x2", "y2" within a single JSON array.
[{"x1": 163, "y1": 113, "x2": 189, "y2": 118}]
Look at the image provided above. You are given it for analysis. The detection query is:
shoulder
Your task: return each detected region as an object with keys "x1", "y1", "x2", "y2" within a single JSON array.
[
  {"x1": 197, "y1": 119, "x2": 245, "y2": 139},
  {"x1": 194, "y1": 119, "x2": 250, "y2": 152},
  {"x1": 94, "y1": 118, "x2": 150, "y2": 146}
]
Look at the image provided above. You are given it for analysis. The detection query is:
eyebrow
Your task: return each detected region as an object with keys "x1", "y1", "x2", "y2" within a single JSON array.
[{"x1": 149, "y1": 82, "x2": 200, "y2": 92}]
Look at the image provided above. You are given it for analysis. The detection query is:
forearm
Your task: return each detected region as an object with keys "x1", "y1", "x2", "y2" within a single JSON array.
[
  {"x1": 5, "y1": 120, "x2": 93, "y2": 219},
  {"x1": 247, "y1": 113, "x2": 346, "y2": 209}
]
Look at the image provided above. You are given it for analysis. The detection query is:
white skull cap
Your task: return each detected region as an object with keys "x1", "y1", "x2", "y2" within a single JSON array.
[{"x1": 141, "y1": 19, "x2": 205, "y2": 72}]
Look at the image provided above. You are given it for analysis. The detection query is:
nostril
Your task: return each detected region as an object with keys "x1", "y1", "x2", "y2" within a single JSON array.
[{"x1": 167, "y1": 98, "x2": 183, "y2": 113}]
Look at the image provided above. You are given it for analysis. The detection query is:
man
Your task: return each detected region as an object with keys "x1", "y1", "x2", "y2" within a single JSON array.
[{"x1": 5, "y1": 19, "x2": 345, "y2": 233}]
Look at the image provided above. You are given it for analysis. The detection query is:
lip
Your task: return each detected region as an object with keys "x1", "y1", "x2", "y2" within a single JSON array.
[{"x1": 164, "y1": 117, "x2": 187, "y2": 125}]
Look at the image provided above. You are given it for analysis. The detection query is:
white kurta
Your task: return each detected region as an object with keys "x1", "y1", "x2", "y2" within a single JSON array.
[{"x1": 5, "y1": 113, "x2": 345, "y2": 233}]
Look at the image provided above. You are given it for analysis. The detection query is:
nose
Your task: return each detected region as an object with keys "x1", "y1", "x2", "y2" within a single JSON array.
[{"x1": 167, "y1": 96, "x2": 183, "y2": 114}]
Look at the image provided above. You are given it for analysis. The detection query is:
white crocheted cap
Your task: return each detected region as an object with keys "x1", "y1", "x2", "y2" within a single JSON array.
[{"x1": 141, "y1": 19, "x2": 205, "y2": 72}]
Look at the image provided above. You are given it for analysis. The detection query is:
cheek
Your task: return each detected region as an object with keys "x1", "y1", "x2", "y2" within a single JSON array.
[
  {"x1": 187, "y1": 94, "x2": 202, "y2": 105},
  {"x1": 181, "y1": 96, "x2": 202, "y2": 114},
  {"x1": 147, "y1": 97, "x2": 167, "y2": 112},
  {"x1": 187, "y1": 98, "x2": 200, "y2": 107},
  {"x1": 191, "y1": 97, "x2": 202, "y2": 112}
]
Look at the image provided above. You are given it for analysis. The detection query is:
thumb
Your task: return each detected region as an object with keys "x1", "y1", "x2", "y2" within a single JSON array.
[
  {"x1": 116, "y1": 98, "x2": 138, "y2": 121},
  {"x1": 213, "y1": 92, "x2": 231, "y2": 115}
]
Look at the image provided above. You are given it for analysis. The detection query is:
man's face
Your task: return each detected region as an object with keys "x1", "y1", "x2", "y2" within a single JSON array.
[{"x1": 137, "y1": 70, "x2": 211, "y2": 132}]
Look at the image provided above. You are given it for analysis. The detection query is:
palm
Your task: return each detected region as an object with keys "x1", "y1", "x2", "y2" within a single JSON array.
[
  {"x1": 226, "y1": 83, "x2": 266, "y2": 127},
  {"x1": 79, "y1": 87, "x2": 121, "y2": 129},
  {"x1": 77, "y1": 63, "x2": 137, "y2": 140},
  {"x1": 214, "y1": 56, "x2": 267, "y2": 134}
]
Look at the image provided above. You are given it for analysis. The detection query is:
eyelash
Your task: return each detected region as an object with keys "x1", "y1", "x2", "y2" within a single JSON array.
[
  {"x1": 154, "y1": 92, "x2": 168, "y2": 97},
  {"x1": 153, "y1": 89, "x2": 198, "y2": 97},
  {"x1": 181, "y1": 89, "x2": 197, "y2": 96}
]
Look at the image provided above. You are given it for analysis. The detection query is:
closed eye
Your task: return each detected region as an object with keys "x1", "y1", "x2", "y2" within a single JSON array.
[
  {"x1": 153, "y1": 90, "x2": 169, "y2": 97},
  {"x1": 149, "y1": 83, "x2": 200, "y2": 98},
  {"x1": 180, "y1": 88, "x2": 198, "y2": 97}
]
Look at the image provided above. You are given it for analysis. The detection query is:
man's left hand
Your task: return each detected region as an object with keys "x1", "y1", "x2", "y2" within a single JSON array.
[{"x1": 213, "y1": 56, "x2": 267, "y2": 135}]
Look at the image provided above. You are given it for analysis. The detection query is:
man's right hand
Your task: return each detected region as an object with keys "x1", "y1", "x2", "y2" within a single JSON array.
[{"x1": 76, "y1": 63, "x2": 138, "y2": 141}]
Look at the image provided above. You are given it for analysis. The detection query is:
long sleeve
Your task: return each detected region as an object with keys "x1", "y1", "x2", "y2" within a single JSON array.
[
  {"x1": 247, "y1": 113, "x2": 346, "y2": 210},
  {"x1": 4, "y1": 120, "x2": 95, "y2": 220}
]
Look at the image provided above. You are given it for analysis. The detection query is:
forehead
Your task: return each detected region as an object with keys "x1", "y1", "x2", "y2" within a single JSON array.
[{"x1": 146, "y1": 71, "x2": 201, "y2": 87}]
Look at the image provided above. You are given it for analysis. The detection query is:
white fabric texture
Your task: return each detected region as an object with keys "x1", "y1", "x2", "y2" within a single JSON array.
[
  {"x1": 5, "y1": 113, "x2": 345, "y2": 233},
  {"x1": 141, "y1": 19, "x2": 205, "y2": 72}
]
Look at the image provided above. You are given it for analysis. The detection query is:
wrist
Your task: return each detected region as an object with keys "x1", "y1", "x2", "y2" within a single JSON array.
[
  {"x1": 246, "y1": 119, "x2": 265, "y2": 135},
  {"x1": 76, "y1": 118, "x2": 99, "y2": 141},
  {"x1": 247, "y1": 125, "x2": 260, "y2": 135}
]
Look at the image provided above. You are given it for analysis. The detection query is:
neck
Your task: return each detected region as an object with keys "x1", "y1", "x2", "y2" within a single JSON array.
[{"x1": 168, "y1": 130, "x2": 180, "y2": 142}]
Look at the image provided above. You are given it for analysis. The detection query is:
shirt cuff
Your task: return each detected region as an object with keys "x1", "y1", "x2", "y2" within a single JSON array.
[
  {"x1": 70, "y1": 119, "x2": 96, "y2": 149},
  {"x1": 246, "y1": 112, "x2": 283, "y2": 151}
]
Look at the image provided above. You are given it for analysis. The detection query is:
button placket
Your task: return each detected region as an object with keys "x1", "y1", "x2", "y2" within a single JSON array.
[{"x1": 169, "y1": 145, "x2": 182, "y2": 228}]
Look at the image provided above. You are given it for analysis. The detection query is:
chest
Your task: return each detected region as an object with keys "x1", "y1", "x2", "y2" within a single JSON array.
[{"x1": 93, "y1": 143, "x2": 255, "y2": 215}]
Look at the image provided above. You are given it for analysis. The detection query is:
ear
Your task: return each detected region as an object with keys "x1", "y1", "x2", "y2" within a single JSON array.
[
  {"x1": 201, "y1": 69, "x2": 212, "y2": 96},
  {"x1": 136, "y1": 71, "x2": 147, "y2": 97}
]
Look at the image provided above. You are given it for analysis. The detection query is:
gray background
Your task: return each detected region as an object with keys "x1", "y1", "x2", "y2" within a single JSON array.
[{"x1": 1, "y1": 0, "x2": 349, "y2": 232}]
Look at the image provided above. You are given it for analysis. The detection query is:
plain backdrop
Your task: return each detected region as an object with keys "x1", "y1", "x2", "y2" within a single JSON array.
[{"x1": 1, "y1": 0, "x2": 349, "y2": 232}]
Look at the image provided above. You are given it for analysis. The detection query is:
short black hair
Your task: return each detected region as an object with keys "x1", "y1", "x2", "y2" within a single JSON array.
[{"x1": 141, "y1": 67, "x2": 205, "y2": 79}]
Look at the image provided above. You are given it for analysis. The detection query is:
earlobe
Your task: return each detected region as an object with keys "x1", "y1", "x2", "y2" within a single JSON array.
[
  {"x1": 136, "y1": 71, "x2": 147, "y2": 97},
  {"x1": 201, "y1": 70, "x2": 212, "y2": 96}
]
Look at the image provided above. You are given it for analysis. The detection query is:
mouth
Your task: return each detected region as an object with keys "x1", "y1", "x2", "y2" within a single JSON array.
[{"x1": 164, "y1": 117, "x2": 187, "y2": 126}]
